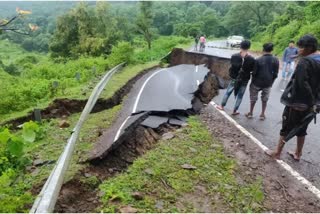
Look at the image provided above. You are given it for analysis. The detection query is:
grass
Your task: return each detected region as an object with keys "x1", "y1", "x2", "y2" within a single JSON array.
[
  {"x1": 99, "y1": 117, "x2": 264, "y2": 213},
  {"x1": 0, "y1": 35, "x2": 190, "y2": 123},
  {"x1": 250, "y1": 41, "x2": 264, "y2": 53},
  {"x1": 0, "y1": 61, "x2": 159, "y2": 124},
  {"x1": 0, "y1": 104, "x2": 122, "y2": 213},
  {"x1": 0, "y1": 40, "x2": 46, "y2": 65},
  {"x1": 99, "y1": 61, "x2": 159, "y2": 99},
  {"x1": 0, "y1": 58, "x2": 162, "y2": 212}
]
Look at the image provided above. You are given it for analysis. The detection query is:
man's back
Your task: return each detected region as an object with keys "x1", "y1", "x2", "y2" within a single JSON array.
[
  {"x1": 229, "y1": 53, "x2": 255, "y2": 83},
  {"x1": 252, "y1": 54, "x2": 279, "y2": 88},
  {"x1": 200, "y1": 36, "x2": 206, "y2": 43}
]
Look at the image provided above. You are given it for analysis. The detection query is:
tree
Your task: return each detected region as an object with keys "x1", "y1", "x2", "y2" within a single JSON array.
[
  {"x1": 136, "y1": 1, "x2": 154, "y2": 49},
  {"x1": 223, "y1": 2, "x2": 284, "y2": 37},
  {"x1": 0, "y1": 8, "x2": 38, "y2": 35}
]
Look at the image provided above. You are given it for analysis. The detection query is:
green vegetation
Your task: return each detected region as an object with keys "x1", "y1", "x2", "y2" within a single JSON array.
[
  {"x1": 99, "y1": 117, "x2": 264, "y2": 213},
  {"x1": 0, "y1": 35, "x2": 189, "y2": 122},
  {"x1": 0, "y1": 39, "x2": 183, "y2": 212},
  {"x1": 0, "y1": 121, "x2": 44, "y2": 212},
  {"x1": 136, "y1": 2, "x2": 154, "y2": 49},
  {"x1": 253, "y1": 2, "x2": 320, "y2": 54},
  {"x1": 0, "y1": 103, "x2": 121, "y2": 212},
  {"x1": 1, "y1": 1, "x2": 319, "y2": 212}
]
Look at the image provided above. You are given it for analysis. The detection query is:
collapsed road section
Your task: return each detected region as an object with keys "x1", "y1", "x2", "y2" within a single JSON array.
[
  {"x1": 89, "y1": 63, "x2": 213, "y2": 161},
  {"x1": 53, "y1": 48, "x2": 320, "y2": 212},
  {"x1": 89, "y1": 49, "x2": 232, "y2": 161},
  {"x1": 54, "y1": 49, "x2": 233, "y2": 212}
]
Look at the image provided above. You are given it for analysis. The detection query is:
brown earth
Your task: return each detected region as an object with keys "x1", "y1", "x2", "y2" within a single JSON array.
[
  {"x1": 169, "y1": 49, "x2": 230, "y2": 113},
  {"x1": 200, "y1": 105, "x2": 320, "y2": 212}
]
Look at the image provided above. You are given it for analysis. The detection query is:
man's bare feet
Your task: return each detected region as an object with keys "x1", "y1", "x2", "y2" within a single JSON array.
[
  {"x1": 265, "y1": 149, "x2": 280, "y2": 160},
  {"x1": 216, "y1": 105, "x2": 224, "y2": 111},
  {"x1": 287, "y1": 151, "x2": 300, "y2": 161}
]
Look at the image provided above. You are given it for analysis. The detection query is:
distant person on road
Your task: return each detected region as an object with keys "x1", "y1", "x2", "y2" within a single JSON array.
[
  {"x1": 199, "y1": 35, "x2": 206, "y2": 52},
  {"x1": 266, "y1": 34, "x2": 320, "y2": 161},
  {"x1": 217, "y1": 40, "x2": 255, "y2": 115},
  {"x1": 282, "y1": 40, "x2": 298, "y2": 80},
  {"x1": 194, "y1": 36, "x2": 199, "y2": 51},
  {"x1": 245, "y1": 43, "x2": 279, "y2": 120}
]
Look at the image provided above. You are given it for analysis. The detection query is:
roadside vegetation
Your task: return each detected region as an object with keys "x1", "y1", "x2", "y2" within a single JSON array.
[
  {"x1": 99, "y1": 117, "x2": 264, "y2": 213},
  {"x1": 0, "y1": 1, "x2": 319, "y2": 212},
  {"x1": 253, "y1": 2, "x2": 320, "y2": 54}
]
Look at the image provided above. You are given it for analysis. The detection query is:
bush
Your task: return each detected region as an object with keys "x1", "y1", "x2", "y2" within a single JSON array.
[
  {"x1": 107, "y1": 41, "x2": 134, "y2": 65},
  {"x1": 0, "y1": 121, "x2": 44, "y2": 212},
  {"x1": 133, "y1": 36, "x2": 190, "y2": 63}
]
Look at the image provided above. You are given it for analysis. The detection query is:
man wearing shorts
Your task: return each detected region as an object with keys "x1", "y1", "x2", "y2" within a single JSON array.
[
  {"x1": 246, "y1": 43, "x2": 279, "y2": 120},
  {"x1": 217, "y1": 40, "x2": 255, "y2": 115},
  {"x1": 266, "y1": 34, "x2": 320, "y2": 161}
]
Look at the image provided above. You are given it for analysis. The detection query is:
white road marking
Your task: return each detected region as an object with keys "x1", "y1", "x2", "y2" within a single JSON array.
[
  {"x1": 132, "y1": 68, "x2": 166, "y2": 113},
  {"x1": 114, "y1": 116, "x2": 131, "y2": 142},
  {"x1": 115, "y1": 68, "x2": 166, "y2": 142},
  {"x1": 195, "y1": 65, "x2": 198, "y2": 73},
  {"x1": 209, "y1": 101, "x2": 320, "y2": 199},
  {"x1": 197, "y1": 80, "x2": 200, "y2": 86}
]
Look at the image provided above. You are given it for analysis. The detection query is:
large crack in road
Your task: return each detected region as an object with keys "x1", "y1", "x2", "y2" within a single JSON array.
[
  {"x1": 89, "y1": 64, "x2": 209, "y2": 160},
  {"x1": 53, "y1": 42, "x2": 320, "y2": 212}
]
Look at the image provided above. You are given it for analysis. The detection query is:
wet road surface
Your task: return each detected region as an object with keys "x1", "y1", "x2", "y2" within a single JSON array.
[
  {"x1": 201, "y1": 41, "x2": 320, "y2": 188},
  {"x1": 90, "y1": 64, "x2": 209, "y2": 160}
]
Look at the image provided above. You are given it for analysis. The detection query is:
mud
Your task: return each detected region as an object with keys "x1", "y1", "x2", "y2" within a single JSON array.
[
  {"x1": 3, "y1": 65, "x2": 160, "y2": 129},
  {"x1": 54, "y1": 124, "x2": 176, "y2": 213},
  {"x1": 200, "y1": 105, "x2": 320, "y2": 212}
]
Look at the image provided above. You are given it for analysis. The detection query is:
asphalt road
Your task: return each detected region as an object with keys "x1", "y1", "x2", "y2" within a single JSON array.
[
  {"x1": 200, "y1": 41, "x2": 320, "y2": 188},
  {"x1": 90, "y1": 64, "x2": 209, "y2": 160},
  {"x1": 93, "y1": 40, "x2": 320, "y2": 189}
]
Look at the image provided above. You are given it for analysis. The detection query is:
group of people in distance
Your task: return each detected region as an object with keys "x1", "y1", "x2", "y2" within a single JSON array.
[{"x1": 216, "y1": 34, "x2": 320, "y2": 161}]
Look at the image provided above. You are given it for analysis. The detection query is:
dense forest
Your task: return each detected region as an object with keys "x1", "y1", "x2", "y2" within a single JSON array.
[
  {"x1": 0, "y1": 1, "x2": 320, "y2": 212},
  {"x1": 1, "y1": 1, "x2": 319, "y2": 54}
]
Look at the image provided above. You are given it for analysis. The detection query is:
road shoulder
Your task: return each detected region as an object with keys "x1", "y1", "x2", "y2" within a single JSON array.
[{"x1": 200, "y1": 104, "x2": 320, "y2": 212}]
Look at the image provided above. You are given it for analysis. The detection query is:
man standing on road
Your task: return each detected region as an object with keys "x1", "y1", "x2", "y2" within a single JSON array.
[
  {"x1": 199, "y1": 35, "x2": 206, "y2": 52},
  {"x1": 217, "y1": 40, "x2": 255, "y2": 115},
  {"x1": 245, "y1": 43, "x2": 279, "y2": 120},
  {"x1": 282, "y1": 40, "x2": 298, "y2": 80},
  {"x1": 194, "y1": 36, "x2": 199, "y2": 51},
  {"x1": 266, "y1": 34, "x2": 320, "y2": 161}
]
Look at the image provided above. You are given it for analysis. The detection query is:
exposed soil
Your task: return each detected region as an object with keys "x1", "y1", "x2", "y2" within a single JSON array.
[
  {"x1": 200, "y1": 105, "x2": 320, "y2": 212},
  {"x1": 54, "y1": 124, "x2": 177, "y2": 213},
  {"x1": 2, "y1": 65, "x2": 160, "y2": 129},
  {"x1": 169, "y1": 48, "x2": 229, "y2": 113}
]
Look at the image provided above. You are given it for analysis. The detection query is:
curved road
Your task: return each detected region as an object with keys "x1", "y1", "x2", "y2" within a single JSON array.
[{"x1": 90, "y1": 64, "x2": 209, "y2": 160}]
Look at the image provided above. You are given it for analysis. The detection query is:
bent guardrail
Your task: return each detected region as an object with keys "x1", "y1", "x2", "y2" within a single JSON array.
[{"x1": 30, "y1": 62, "x2": 125, "y2": 213}]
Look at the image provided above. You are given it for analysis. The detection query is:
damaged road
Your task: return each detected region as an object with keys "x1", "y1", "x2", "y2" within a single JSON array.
[
  {"x1": 53, "y1": 43, "x2": 320, "y2": 212},
  {"x1": 89, "y1": 64, "x2": 210, "y2": 161}
]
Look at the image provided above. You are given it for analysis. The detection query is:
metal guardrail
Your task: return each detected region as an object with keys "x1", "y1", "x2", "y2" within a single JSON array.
[{"x1": 30, "y1": 62, "x2": 125, "y2": 213}]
